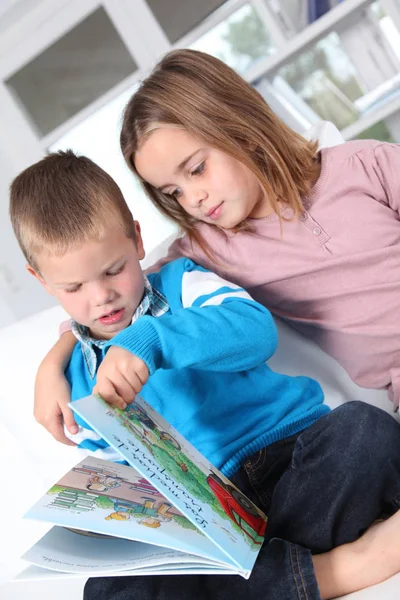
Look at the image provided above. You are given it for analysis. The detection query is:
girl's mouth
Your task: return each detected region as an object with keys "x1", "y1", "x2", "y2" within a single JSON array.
[{"x1": 206, "y1": 202, "x2": 223, "y2": 221}]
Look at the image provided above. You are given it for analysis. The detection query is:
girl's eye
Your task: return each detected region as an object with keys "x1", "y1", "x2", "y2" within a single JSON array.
[
  {"x1": 65, "y1": 285, "x2": 82, "y2": 294},
  {"x1": 191, "y1": 162, "x2": 205, "y2": 176},
  {"x1": 107, "y1": 264, "x2": 125, "y2": 277},
  {"x1": 169, "y1": 187, "x2": 182, "y2": 199}
]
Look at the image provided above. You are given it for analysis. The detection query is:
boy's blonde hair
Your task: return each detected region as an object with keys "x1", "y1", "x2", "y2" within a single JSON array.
[
  {"x1": 120, "y1": 49, "x2": 318, "y2": 252},
  {"x1": 9, "y1": 150, "x2": 136, "y2": 272}
]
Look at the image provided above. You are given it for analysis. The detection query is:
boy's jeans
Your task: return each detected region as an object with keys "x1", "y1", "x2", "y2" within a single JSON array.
[{"x1": 84, "y1": 402, "x2": 400, "y2": 600}]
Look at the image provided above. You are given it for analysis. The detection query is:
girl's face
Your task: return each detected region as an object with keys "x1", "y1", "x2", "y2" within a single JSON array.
[{"x1": 134, "y1": 127, "x2": 271, "y2": 229}]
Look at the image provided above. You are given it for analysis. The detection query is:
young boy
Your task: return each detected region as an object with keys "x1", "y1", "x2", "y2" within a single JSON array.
[
  {"x1": 9, "y1": 150, "x2": 400, "y2": 600},
  {"x1": 9, "y1": 150, "x2": 329, "y2": 471}
]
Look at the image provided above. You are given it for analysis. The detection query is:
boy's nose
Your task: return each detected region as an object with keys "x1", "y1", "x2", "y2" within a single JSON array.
[{"x1": 93, "y1": 283, "x2": 115, "y2": 306}]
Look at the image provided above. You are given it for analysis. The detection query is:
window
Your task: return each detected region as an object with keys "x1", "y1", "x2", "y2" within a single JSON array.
[
  {"x1": 5, "y1": 7, "x2": 138, "y2": 137},
  {"x1": 146, "y1": 0, "x2": 228, "y2": 43},
  {"x1": 189, "y1": 3, "x2": 276, "y2": 74},
  {"x1": 276, "y1": 32, "x2": 364, "y2": 130},
  {"x1": 354, "y1": 120, "x2": 395, "y2": 142}
]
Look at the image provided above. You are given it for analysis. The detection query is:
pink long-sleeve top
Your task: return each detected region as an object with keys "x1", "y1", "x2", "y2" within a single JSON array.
[{"x1": 149, "y1": 140, "x2": 400, "y2": 408}]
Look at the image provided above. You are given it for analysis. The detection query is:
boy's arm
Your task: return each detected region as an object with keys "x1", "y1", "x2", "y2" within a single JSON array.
[
  {"x1": 34, "y1": 331, "x2": 78, "y2": 445},
  {"x1": 105, "y1": 261, "x2": 277, "y2": 376}
]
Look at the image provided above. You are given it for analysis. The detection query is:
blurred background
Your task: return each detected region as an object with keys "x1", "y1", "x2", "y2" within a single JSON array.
[{"x1": 1, "y1": 0, "x2": 400, "y2": 327}]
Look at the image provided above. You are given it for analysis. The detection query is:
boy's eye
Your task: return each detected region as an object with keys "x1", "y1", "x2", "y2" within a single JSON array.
[
  {"x1": 65, "y1": 284, "x2": 82, "y2": 294},
  {"x1": 191, "y1": 162, "x2": 205, "y2": 176},
  {"x1": 107, "y1": 264, "x2": 125, "y2": 276}
]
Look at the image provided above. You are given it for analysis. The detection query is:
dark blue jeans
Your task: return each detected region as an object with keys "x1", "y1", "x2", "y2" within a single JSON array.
[{"x1": 84, "y1": 402, "x2": 400, "y2": 600}]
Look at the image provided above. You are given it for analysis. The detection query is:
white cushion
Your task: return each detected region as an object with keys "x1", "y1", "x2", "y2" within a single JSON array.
[{"x1": 303, "y1": 120, "x2": 345, "y2": 148}]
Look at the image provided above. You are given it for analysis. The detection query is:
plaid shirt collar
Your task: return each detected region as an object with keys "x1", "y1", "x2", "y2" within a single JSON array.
[{"x1": 71, "y1": 274, "x2": 168, "y2": 379}]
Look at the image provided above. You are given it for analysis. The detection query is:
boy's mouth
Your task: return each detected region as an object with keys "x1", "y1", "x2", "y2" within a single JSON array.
[{"x1": 98, "y1": 308, "x2": 125, "y2": 326}]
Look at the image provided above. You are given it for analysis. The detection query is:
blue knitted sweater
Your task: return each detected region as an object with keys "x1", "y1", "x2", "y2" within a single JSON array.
[{"x1": 66, "y1": 258, "x2": 328, "y2": 477}]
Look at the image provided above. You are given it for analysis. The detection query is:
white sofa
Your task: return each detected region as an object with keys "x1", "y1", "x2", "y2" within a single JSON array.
[{"x1": 1, "y1": 122, "x2": 399, "y2": 599}]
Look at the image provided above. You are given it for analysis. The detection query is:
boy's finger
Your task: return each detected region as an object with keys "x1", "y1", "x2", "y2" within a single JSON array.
[
  {"x1": 121, "y1": 358, "x2": 148, "y2": 387},
  {"x1": 93, "y1": 380, "x2": 126, "y2": 410},
  {"x1": 101, "y1": 372, "x2": 134, "y2": 405},
  {"x1": 128, "y1": 373, "x2": 143, "y2": 397},
  {"x1": 136, "y1": 362, "x2": 149, "y2": 386},
  {"x1": 116, "y1": 373, "x2": 138, "y2": 404},
  {"x1": 113, "y1": 376, "x2": 135, "y2": 405}
]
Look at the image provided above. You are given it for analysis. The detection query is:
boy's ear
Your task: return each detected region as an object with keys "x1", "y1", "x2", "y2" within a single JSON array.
[
  {"x1": 26, "y1": 264, "x2": 54, "y2": 296},
  {"x1": 134, "y1": 220, "x2": 145, "y2": 261}
]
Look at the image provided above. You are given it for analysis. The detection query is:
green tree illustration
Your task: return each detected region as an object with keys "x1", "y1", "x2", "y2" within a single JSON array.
[
  {"x1": 94, "y1": 495, "x2": 115, "y2": 509},
  {"x1": 173, "y1": 515, "x2": 198, "y2": 531},
  {"x1": 48, "y1": 485, "x2": 66, "y2": 495}
]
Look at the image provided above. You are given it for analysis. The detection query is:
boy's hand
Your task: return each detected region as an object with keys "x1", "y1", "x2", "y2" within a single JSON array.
[
  {"x1": 93, "y1": 347, "x2": 149, "y2": 409},
  {"x1": 34, "y1": 371, "x2": 78, "y2": 446}
]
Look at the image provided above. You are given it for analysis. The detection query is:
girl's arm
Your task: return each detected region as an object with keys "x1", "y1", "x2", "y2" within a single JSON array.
[
  {"x1": 144, "y1": 235, "x2": 187, "y2": 274},
  {"x1": 34, "y1": 330, "x2": 78, "y2": 445},
  {"x1": 371, "y1": 142, "x2": 400, "y2": 213}
]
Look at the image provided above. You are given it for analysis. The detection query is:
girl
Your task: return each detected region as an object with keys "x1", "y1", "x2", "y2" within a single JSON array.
[{"x1": 120, "y1": 49, "x2": 400, "y2": 412}]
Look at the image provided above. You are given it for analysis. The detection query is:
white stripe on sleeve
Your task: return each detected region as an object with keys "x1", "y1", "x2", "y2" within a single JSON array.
[
  {"x1": 181, "y1": 270, "x2": 246, "y2": 308},
  {"x1": 200, "y1": 290, "x2": 252, "y2": 307}
]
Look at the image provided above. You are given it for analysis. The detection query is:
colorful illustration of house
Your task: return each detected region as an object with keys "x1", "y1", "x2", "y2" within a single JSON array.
[
  {"x1": 105, "y1": 497, "x2": 175, "y2": 523},
  {"x1": 129, "y1": 478, "x2": 162, "y2": 496},
  {"x1": 50, "y1": 489, "x2": 99, "y2": 511},
  {"x1": 72, "y1": 464, "x2": 127, "y2": 480}
]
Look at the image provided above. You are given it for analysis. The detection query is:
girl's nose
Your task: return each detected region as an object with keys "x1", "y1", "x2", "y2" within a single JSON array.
[{"x1": 187, "y1": 186, "x2": 208, "y2": 208}]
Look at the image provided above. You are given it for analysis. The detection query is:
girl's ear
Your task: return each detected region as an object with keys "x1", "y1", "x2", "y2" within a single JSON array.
[
  {"x1": 134, "y1": 221, "x2": 146, "y2": 261},
  {"x1": 26, "y1": 264, "x2": 53, "y2": 295}
]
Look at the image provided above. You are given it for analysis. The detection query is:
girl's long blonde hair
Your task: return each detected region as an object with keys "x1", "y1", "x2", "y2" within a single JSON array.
[{"x1": 120, "y1": 49, "x2": 318, "y2": 252}]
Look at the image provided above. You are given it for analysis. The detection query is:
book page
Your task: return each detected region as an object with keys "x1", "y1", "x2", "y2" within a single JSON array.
[
  {"x1": 71, "y1": 395, "x2": 266, "y2": 573},
  {"x1": 25, "y1": 456, "x2": 228, "y2": 566},
  {"x1": 22, "y1": 525, "x2": 231, "y2": 575}
]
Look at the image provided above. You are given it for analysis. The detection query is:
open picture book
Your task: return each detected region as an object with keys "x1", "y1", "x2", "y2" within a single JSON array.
[{"x1": 20, "y1": 394, "x2": 267, "y2": 580}]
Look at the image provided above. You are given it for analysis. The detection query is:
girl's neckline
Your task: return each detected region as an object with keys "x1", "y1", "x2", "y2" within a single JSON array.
[
  {"x1": 303, "y1": 147, "x2": 330, "y2": 203},
  {"x1": 246, "y1": 147, "x2": 330, "y2": 225}
]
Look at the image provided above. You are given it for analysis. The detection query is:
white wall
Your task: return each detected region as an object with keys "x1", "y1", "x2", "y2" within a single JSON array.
[{"x1": 0, "y1": 141, "x2": 56, "y2": 326}]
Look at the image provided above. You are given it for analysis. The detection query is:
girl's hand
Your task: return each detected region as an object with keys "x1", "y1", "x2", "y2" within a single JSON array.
[
  {"x1": 93, "y1": 346, "x2": 149, "y2": 409},
  {"x1": 34, "y1": 331, "x2": 78, "y2": 445}
]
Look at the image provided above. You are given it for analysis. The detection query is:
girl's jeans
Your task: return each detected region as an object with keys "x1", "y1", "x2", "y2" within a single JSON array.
[{"x1": 84, "y1": 402, "x2": 400, "y2": 600}]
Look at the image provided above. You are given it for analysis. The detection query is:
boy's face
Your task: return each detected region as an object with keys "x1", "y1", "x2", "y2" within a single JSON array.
[{"x1": 29, "y1": 222, "x2": 145, "y2": 340}]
